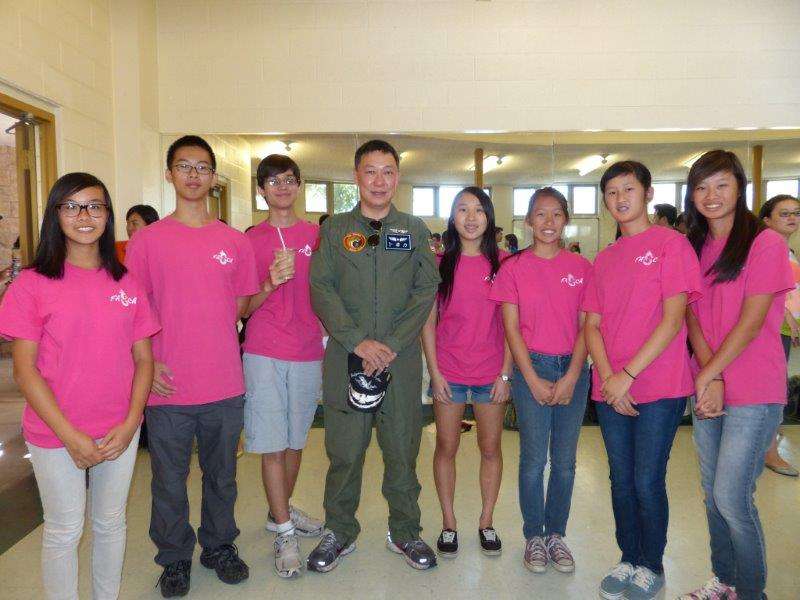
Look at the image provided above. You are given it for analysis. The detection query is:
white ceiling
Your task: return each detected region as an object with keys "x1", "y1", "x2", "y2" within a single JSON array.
[{"x1": 246, "y1": 130, "x2": 800, "y2": 186}]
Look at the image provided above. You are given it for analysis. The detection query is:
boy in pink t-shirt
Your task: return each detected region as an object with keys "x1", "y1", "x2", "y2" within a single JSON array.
[
  {"x1": 241, "y1": 154, "x2": 325, "y2": 578},
  {"x1": 584, "y1": 162, "x2": 701, "y2": 600},
  {"x1": 421, "y1": 187, "x2": 512, "y2": 558},
  {"x1": 489, "y1": 187, "x2": 592, "y2": 574},
  {"x1": 0, "y1": 173, "x2": 158, "y2": 599},
  {"x1": 125, "y1": 136, "x2": 258, "y2": 596},
  {"x1": 680, "y1": 151, "x2": 792, "y2": 600}
]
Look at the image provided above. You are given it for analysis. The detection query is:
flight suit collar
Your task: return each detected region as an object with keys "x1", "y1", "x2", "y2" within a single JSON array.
[{"x1": 350, "y1": 203, "x2": 400, "y2": 229}]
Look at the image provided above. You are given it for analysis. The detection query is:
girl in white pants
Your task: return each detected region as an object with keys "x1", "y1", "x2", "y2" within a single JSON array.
[{"x1": 0, "y1": 172, "x2": 158, "y2": 599}]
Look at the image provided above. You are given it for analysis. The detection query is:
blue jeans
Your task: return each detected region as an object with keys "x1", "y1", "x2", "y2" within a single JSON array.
[
  {"x1": 512, "y1": 352, "x2": 590, "y2": 540},
  {"x1": 596, "y1": 396, "x2": 686, "y2": 575},
  {"x1": 692, "y1": 403, "x2": 783, "y2": 600}
]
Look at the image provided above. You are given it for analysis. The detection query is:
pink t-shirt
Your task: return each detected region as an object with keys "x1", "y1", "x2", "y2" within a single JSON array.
[
  {"x1": 582, "y1": 226, "x2": 701, "y2": 404},
  {"x1": 125, "y1": 217, "x2": 259, "y2": 406},
  {"x1": 490, "y1": 249, "x2": 592, "y2": 355},
  {"x1": 243, "y1": 220, "x2": 324, "y2": 361},
  {"x1": 691, "y1": 228, "x2": 793, "y2": 406},
  {"x1": 0, "y1": 265, "x2": 160, "y2": 448},
  {"x1": 435, "y1": 252, "x2": 507, "y2": 385}
]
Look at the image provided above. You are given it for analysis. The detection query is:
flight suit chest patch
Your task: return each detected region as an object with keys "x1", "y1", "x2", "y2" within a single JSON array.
[{"x1": 385, "y1": 233, "x2": 412, "y2": 251}]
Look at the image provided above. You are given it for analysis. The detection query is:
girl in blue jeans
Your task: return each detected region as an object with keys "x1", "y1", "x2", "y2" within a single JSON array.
[
  {"x1": 489, "y1": 188, "x2": 592, "y2": 574},
  {"x1": 681, "y1": 151, "x2": 792, "y2": 600}
]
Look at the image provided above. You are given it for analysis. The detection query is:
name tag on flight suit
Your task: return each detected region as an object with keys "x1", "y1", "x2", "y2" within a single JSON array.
[{"x1": 385, "y1": 233, "x2": 412, "y2": 251}]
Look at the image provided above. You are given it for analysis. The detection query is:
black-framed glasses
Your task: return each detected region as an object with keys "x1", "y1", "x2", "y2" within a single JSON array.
[
  {"x1": 778, "y1": 210, "x2": 800, "y2": 218},
  {"x1": 57, "y1": 201, "x2": 108, "y2": 218},
  {"x1": 172, "y1": 162, "x2": 215, "y2": 177},
  {"x1": 368, "y1": 220, "x2": 382, "y2": 247}
]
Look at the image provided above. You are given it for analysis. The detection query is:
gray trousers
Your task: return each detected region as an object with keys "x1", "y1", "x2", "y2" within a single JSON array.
[{"x1": 146, "y1": 395, "x2": 244, "y2": 566}]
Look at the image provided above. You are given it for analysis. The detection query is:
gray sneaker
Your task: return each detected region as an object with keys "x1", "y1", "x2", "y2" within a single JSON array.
[
  {"x1": 626, "y1": 566, "x2": 665, "y2": 600},
  {"x1": 545, "y1": 534, "x2": 575, "y2": 573},
  {"x1": 386, "y1": 534, "x2": 437, "y2": 570},
  {"x1": 274, "y1": 531, "x2": 303, "y2": 579},
  {"x1": 306, "y1": 529, "x2": 355, "y2": 573},
  {"x1": 599, "y1": 562, "x2": 636, "y2": 599},
  {"x1": 266, "y1": 506, "x2": 324, "y2": 537}
]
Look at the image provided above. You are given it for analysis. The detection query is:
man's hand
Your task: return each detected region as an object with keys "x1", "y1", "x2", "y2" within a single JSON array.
[
  {"x1": 354, "y1": 339, "x2": 396, "y2": 373},
  {"x1": 152, "y1": 362, "x2": 176, "y2": 397}
]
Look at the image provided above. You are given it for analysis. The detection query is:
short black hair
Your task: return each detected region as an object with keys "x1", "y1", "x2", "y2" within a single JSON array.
[
  {"x1": 166, "y1": 135, "x2": 216, "y2": 171},
  {"x1": 600, "y1": 160, "x2": 652, "y2": 193},
  {"x1": 653, "y1": 203, "x2": 678, "y2": 227},
  {"x1": 126, "y1": 204, "x2": 160, "y2": 225},
  {"x1": 256, "y1": 154, "x2": 301, "y2": 189},
  {"x1": 354, "y1": 139, "x2": 399, "y2": 169},
  {"x1": 318, "y1": 213, "x2": 330, "y2": 225},
  {"x1": 496, "y1": 226, "x2": 504, "y2": 233}
]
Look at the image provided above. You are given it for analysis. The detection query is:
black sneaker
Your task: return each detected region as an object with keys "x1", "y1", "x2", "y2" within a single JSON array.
[
  {"x1": 307, "y1": 529, "x2": 356, "y2": 573},
  {"x1": 479, "y1": 527, "x2": 502, "y2": 556},
  {"x1": 386, "y1": 535, "x2": 438, "y2": 570},
  {"x1": 436, "y1": 529, "x2": 458, "y2": 557},
  {"x1": 156, "y1": 560, "x2": 191, "y2": 598},
  {"x1": 199, "y1": 543, "x2": 249, "y2": 585}
]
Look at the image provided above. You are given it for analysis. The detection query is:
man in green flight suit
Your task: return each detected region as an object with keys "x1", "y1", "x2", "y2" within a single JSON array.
[{"x1": 307, "y1": 139, "x2": 440, "y2": 572}]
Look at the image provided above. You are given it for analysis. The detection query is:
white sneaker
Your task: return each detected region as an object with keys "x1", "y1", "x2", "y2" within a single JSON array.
[
  {"x1": 266, "y1": 505, "x2": 324, "y2": 537},
  {"x1": 274, "y1": 530, "x2": 303, "y2": 578},
  {"x1": 599, "y1": 562, "x2": 636, "y2": 599}
]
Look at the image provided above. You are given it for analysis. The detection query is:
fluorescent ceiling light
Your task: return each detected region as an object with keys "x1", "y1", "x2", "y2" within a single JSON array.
[
  {"x1": 574, "y1": 154, "x2": 610, "y2": 176},
  {"x1": 769, "y1": 126, "x2": 800, "y2": 130},
  {"x1": 735, "y1": 127, "x2": 758, "y2": 131},
  {"x1": 682, "y1": 152, "x2": 704, "y2": 169},
  {"x1": 467, "y1": 155, "x2": 505, "y2": 173}
]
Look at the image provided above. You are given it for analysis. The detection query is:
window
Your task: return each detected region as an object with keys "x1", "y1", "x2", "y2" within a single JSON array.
[
  {"x1": 766, "y1": 179, "x2": 799, "y2": 200},
  {"x1": 254, "y1": 192, "x2": 268, "y2": 211},
  {"x1": 304, "y1": 182, "x2": 328, "y2": 213},
  {"x1": 333, "y1": 182, "x2": 358, "y2": 214},
  {"x1": 572, "y1": 186, "x2": 597, "y2": 215},
  {"x1": 648, "y1": 183, "x2": 676, "y2": 214},
  {"x1": 438, "y1": 185, "x2": 461, "y2": 218},
  {"x1": 412, "y1": 187, "x2": 435, "y2": 216},
  {"x1": 746, "y1": 182, "x2": 753, "y2": 209},
  {"x1": 513, "y1": 187, "x2": 536, "y2": 217}
]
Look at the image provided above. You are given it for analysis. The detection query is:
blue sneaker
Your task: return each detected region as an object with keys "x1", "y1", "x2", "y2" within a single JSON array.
[
  {"x1": 599, "y1": 562, "x2": 636, "y2": 599},
  {"x1": 626, "y1": 566, "x2": 665, "y2": 600}
]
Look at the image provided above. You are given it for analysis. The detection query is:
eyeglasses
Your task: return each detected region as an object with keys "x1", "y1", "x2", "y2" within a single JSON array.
[
  {"x1": 267, "y1": 176, "x2": 299, "y2": 187},
  {"x1": 368, "y1": 220, "x2": 381, "y2": 247},
  {"x1": 172, "y1": 162, "x2": 215, "y2": 177},
  {"x1": 57, "y1": 201, "x2": 108, "y2": 218},
  {"x1": 778, "y1": 210, "x2": 800, "y2": 218}
]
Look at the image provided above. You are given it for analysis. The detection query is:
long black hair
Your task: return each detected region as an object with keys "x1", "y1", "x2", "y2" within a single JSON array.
[
  {"x1": 438, "y1": 186, "x2": 500, "y2": 305},
  {"x1": 684, "y1": 150, "x2": 762, "y2": 283},
  {"x1": 31, "y1": 172, "x2": 126, "y2": 281}
]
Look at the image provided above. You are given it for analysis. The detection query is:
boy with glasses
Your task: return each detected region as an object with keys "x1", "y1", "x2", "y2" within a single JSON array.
[
  {"x1": 308, "y1": 139, "x2": 440, "y2": 572},
  {"x1": 126, "y1": 135, "x2": 259, "y2": 597},
  {"x1": 241, "y1": 154, "x2": 324, "y2": 579}
]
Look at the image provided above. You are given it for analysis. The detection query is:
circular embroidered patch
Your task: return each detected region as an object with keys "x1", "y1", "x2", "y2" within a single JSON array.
[{"x1": 343, "y1": 232, "x2": 367, "y2": 252}]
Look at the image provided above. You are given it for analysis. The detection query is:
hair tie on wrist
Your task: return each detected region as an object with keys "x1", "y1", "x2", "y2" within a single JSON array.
[{"x1": 623, "y1": 367, "x2": 636, "y2": 380}]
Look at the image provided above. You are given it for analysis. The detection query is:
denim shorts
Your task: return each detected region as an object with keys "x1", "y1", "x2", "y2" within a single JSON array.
[{"x1": 428, "y1": 381, "x2": 493, "y2": 404}]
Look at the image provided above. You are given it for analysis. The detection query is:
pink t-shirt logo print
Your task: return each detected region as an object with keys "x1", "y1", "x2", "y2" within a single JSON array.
[
  {"x1": 634, "y1": 250, "x2": 659, "y2": 266},
  {"x1": 212, "y1": 250, "x2": 234, "y2": 265},
  {"x1": 109, "y1": 289, "x2": 138, "y2": 307},
  {"x1": 560, "y1": 273, "x2": 584, "y2": 287},
  {"x1": 298, "y1": 244, "x2": 313, "y2": 257}
]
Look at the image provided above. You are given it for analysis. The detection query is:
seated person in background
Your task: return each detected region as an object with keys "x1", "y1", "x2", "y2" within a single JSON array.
[{"x1": 116, "y1": 204, "x2": 160, "y2": 263}]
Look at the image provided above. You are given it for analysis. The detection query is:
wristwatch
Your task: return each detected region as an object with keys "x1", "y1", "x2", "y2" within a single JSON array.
[{"x1": 500, "y1": 374, "x2": 511, "y2": 383}]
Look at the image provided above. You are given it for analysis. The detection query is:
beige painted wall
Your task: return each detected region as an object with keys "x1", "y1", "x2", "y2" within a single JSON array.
[
  {"x1": 157, "y1": 1, "x2": 800, "y2": 134},
  {"x1": 0, "y1": 0, "x2": 115, "y2": 185}
]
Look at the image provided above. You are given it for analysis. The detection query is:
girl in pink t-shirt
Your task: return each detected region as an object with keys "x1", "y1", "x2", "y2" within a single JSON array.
[
  {"x1": 680, "y1": 151, "x2": 793, "y2": 600},
  {"x1": 421, "y1": 186, "x2": 512, "y2": 558},
  {"x1": 0, "y1": 173, "x2": 158, "y2": 599},
  {"x1": 758, "y1": 193, "x2": 800, "y2": 477},
  {"x1": 584, "y1": 161, "x2": 701, "y2": 600},
  {"x1": 489, "y1": 187, "x2": 592, "y2": 575}
]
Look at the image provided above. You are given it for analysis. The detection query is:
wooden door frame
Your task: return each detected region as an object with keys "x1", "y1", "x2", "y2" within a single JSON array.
[{"x1": 0, "y1": 91, "x2": 57, "y2": 263}]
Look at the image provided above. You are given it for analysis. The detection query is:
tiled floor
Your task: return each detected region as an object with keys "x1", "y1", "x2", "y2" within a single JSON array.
[{"x1": 0, "y1": 423, "x2": 798, "y2": 599}]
